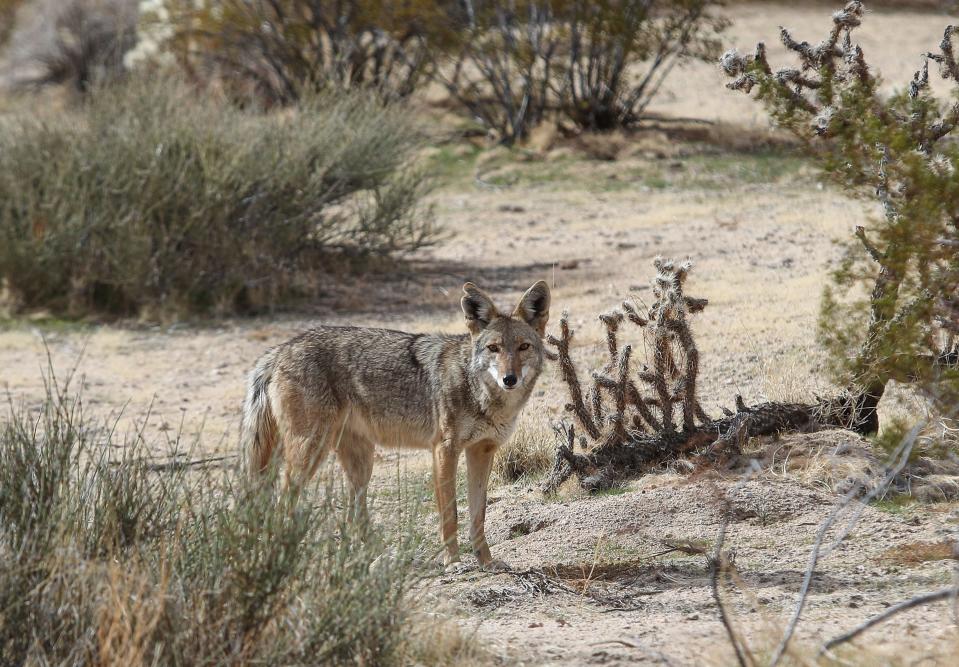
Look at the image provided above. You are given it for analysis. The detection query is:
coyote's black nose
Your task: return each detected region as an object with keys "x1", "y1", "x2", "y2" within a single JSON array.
[{"x1": 503, "y1": 374, "x2": 518, "y2": 388}]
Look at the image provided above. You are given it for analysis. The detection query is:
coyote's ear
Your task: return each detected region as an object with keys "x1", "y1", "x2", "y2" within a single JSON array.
[
  {"x1": 461, "y1": 282, "x2": 499, "y2": 334},
  {"x1": 513, "y1": 280, "x2": 550, "y2": 337}
]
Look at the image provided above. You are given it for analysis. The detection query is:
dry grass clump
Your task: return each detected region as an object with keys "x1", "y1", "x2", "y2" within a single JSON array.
[
  {"x1": 879, "y1": 541, "x2": 957, "y2": 567},
  {"x1": 0, "y1": 78, "x2": 436, "y2": 319},
  {"x1": 493, "y1": 418, "x2": 555, "y2": 485},
  {"x1": 0, "y1": 363, "x2": 441, "y2": 666}
]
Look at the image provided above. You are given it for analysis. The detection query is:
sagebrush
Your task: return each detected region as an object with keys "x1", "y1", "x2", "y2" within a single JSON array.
[{"x1": 0, "y1": 79, "x2": 436, "y2": 318}]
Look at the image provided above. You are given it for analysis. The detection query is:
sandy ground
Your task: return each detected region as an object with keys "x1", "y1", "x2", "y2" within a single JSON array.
[{"x1": 2, "y1": 3, "x2": 959, "y2": 665}]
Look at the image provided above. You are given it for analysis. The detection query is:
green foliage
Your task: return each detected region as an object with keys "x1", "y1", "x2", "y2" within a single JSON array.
[
  {"x1": 0, "y1": 364, "x2": 427, "y2": 665},
  {"x1": 0, "y1": 78, "x2": 436, "y2": 318},
  {"x1": 722, "y1": 2, "x2": 959, "y2": 423}
]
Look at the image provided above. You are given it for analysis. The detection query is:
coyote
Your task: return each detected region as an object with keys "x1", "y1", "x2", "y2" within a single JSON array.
[{"x1": 240, "y1": 281, "x2": 550, "y2": 569}]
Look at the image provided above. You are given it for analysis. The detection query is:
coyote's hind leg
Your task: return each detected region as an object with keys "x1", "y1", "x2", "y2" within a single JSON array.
[{"x1": 336, "y1": 433, "x2": 375, "y2": 523}]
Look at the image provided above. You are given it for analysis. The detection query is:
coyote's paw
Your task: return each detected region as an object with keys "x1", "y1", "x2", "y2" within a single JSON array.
[
  {"x1": 444, "y1": 560, "x2": 473, "y2": 575},
  {"x1": 479, "y1": 558, "x2": 510, "y2": 573}
]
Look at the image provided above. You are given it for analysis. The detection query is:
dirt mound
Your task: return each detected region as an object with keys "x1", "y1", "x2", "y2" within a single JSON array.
[{"x1": 437, "y1": 432, "x2": 958, "y2": 664}]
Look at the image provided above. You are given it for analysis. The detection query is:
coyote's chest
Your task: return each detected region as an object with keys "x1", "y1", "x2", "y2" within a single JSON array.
[{"x1": 454, "y1": 399, "x2": 526, "y2": 447}]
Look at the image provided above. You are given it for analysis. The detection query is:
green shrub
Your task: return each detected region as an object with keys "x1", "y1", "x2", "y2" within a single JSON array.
[
  {"x1": 721, "y1": 1, "x2": 959, "y2": 432},
  {"x1": 0, "y1": 79, "x2": 437, "y2": 318},
  {"x1": 0, "y1": 364, "x2": 429, "y2": 665}
]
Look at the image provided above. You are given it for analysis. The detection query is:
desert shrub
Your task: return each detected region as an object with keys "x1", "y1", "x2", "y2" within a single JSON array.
[
  {"x1": 138, "y1": 0, "x2": 443, "y2": 104},
  {"x1": 2, "y1": 0, "x2": 138, "y2": 92},
  {"x1": 438, "y1": 0, "x2": 726, "y2": 143},
  {"x1": 437, "y1": 0, "x2": 560, "y2": 145},
  {"x1": 0, "y1": 366, "x2": 428, "y2": 666},
  {"x1": 558, "y1": 0, "x2": 726, "y2": 131},
  {"x1": 0, "y1": 78, "x2": 436, "y2": 318},
  {"x1": 721, "y1": 2, "x2": 959, "y2": 434}
]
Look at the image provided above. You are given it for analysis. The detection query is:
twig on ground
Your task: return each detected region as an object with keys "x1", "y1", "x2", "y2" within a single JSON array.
[
  {"x1": 144, "y1": 454, "x2": 238, "y2": 472},
  {"x1": 708, "y1": 463, "x2": 761, "y2": 667}
]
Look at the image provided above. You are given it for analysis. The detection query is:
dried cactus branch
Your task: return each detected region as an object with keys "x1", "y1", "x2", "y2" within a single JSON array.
[{"x1": 547, "y1": 311, "x2": 601, "y2": 440}]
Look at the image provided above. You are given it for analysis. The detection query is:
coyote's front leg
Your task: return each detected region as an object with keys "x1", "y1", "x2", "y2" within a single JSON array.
[
  {"x1": 432, "y1": 441, "x2": 461, "y2": 566},
  {"x1": 466, "y1": 441, "x2": 507, "y2": 570}
]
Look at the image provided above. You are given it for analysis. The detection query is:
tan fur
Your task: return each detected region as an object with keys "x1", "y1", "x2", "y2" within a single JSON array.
[{"x1": 239, "y1": 281, "x2": 550, "y2": 567}]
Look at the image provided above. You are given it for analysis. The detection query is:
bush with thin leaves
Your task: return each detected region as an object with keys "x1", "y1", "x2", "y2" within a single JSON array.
[{"x1": 0, "y1": 78, "x2": 437, "y2": 318}]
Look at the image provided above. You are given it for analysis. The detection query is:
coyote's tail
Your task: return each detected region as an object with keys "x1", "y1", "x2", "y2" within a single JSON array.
[{"x1": 240, "y1": 350, "x2": 279, "y2": 478}]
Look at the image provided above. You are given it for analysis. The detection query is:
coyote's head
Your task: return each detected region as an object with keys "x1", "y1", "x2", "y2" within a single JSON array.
[{"x1": 461, "y1": 281, "x2": 551, "y2": 393}]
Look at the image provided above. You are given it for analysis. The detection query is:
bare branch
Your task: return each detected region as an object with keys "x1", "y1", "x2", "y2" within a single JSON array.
[{"x1": 821, "y1": 587, "x2": 958, "y2": 654}]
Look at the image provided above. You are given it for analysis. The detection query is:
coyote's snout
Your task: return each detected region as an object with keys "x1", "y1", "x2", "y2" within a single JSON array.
[{"x1": 239, "y1": 281, "x2": 551, "y2": 568}]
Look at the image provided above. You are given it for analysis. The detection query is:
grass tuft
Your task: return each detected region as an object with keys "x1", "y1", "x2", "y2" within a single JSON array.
[{"x1": 493, "y1": 419, "x2": 555, "y2": 485}]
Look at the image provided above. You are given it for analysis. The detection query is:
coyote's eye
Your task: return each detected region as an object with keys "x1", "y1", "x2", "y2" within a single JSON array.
[
  {"x1": 486, "y1": 344, "x2": 500, "y2": 353},
  {"x1": 518, "y1": 342, "x2": 531, "y2": 351}
]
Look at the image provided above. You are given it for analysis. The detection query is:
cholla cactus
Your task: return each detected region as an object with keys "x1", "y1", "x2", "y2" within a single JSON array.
[
  {"x1": 543, "y1": 256, "x2": 917, "y2": 493},
  {"x1": 548, "y1": 258, "x2": 711, "y2": 459},
  {"x1": 544, "y1": 259, "x2": 838, "y2": 492},
  {"x1": 721, "y1": 1, "x2": 959, "y2": 432}
]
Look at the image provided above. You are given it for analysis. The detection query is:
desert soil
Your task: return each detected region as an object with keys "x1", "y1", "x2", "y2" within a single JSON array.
[{"x1": 2, "y1": 4, "x2": 958, "y2": 665}]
